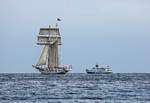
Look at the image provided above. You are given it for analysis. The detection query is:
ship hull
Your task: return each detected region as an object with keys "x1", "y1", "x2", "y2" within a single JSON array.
[
  {"x1": 32, "y1": 65, "x2": 69, "y2": 74},
  {"x1": 86, "y1": 68, "x2": 112, "y2": 74},
  {"x1": 86, "y1": 71, "x2": 112, "y2": 74},
  {"x1": 39, "y1": 69, "x2": 68, "y2": 74}
]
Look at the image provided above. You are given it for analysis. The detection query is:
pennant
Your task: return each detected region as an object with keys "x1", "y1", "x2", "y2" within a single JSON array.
[{"x1": 57, "y1": 18, "x2": 61, "y2": 21}]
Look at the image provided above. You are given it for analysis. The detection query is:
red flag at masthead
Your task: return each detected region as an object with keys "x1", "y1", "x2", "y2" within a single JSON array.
[{"x1": 57, "y1": 18, "x2": 61, "y2": 21}]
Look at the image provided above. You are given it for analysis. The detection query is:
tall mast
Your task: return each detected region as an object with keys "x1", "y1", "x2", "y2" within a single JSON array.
[
  {"x1": 54, "y1": 23, "x2": 59, "y2": 68},
  {"x1": 48, "y1": 25, "x2": 51, "y2": 68},
  {"x1": 54, "y1": 40, "x2": 58, "y2": 67}
]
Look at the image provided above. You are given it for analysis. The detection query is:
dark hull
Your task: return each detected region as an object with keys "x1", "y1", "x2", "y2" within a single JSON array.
[{"x1": 86, "y1": 71, "x2": 112, "y2": 74}]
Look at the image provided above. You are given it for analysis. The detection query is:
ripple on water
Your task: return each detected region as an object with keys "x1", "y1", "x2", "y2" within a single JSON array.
[{"x1": 0, "y1": 73, "x2": 150, "y2": 103}]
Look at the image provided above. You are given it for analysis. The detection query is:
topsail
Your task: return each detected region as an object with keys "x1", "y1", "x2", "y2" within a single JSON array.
[{"x1": 36, "y1": 45, "x2": 49, "y2": 66}]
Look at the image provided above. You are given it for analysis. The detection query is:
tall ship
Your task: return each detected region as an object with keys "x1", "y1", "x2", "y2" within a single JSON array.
[
  {"x1": 32, "y1": 24, "x2": 71, "y2": 74},
  {"x1": 86, "y1": 64, "x2": 112, "y2": 74}
]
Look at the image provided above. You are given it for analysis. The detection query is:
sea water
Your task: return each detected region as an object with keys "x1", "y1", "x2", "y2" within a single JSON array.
[{"x1": 0, "y1": 73, "x2": 150, "y2": 103}]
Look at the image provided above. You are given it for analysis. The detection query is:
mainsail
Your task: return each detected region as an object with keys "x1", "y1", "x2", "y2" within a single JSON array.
[
  {"x1": 49, "y1": 41, "x2": 59, "y2": 67},
  {"x1": 36, "y1": 45, "x2": 49, "y2": 66}
]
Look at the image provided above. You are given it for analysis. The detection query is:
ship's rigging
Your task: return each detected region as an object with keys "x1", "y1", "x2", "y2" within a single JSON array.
[{"x1": 32, "y1": 24, "x2": 70, "y2": 74}]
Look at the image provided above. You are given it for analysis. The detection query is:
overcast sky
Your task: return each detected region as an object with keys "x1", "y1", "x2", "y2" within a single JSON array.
[{"x1": 0, "y1": 0, "x2": 150, "y2": 73}]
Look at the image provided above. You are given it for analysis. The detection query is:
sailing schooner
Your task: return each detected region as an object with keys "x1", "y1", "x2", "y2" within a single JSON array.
[{"x1": 32, "y1": 25, "x2": 71, "y2": 74}]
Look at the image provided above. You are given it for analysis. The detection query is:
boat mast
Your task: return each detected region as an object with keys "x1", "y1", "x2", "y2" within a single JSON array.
[
  {"x1": 48, "y1": 25, "x2": 51, "y2": 69},
  {"x1": 54, "y1": 23, "x2": 59, "y2": 68},
  {"x1": 54, "y1": 40, "x2": 58, "y2": 68}
]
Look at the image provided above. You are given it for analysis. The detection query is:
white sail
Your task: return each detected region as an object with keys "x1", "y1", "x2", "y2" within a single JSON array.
[{"x1": 36, "y1": 45, "x2": 49, "y2": 66}]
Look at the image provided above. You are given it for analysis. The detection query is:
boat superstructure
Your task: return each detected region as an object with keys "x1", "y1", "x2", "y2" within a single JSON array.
[
  {"x1": 86, "y1": 64, "x2": 112, "y2": 74},
  {"x1": 32, "y1": 25, "x2": 70, "y2": 74}
]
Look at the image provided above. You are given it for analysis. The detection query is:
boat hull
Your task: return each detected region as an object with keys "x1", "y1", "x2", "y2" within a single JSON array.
[
  {"x1": 32, "y1": 65, "x2": 70, "y2": 74},
  {"x1": 39, "y1": 69, "x2": 68, "y2": 74},
  {"x1": 86, "y1": 71, "x2": 112, "y2": 74},
  {"x1": 86, "y1": 68, "x2": 112, "y2": 74}
]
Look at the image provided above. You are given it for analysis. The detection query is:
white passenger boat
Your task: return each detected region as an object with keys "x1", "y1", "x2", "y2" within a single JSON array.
[{"x1": 86, "y1": 64, "x2": 112, "y2": 74}]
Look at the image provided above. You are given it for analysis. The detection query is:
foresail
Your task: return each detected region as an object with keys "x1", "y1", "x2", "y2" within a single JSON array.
[{"x1": 36, "y1": 45, "x2": 49, "y2": 66}]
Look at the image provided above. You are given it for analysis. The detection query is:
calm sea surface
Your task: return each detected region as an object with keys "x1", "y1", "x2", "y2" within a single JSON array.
[{"x1": 0, "y1": 73, "x2": 150, "y2": 103}]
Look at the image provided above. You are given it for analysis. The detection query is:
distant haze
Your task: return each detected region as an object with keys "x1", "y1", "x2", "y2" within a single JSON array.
[{"x1": 0, "y1": 0, "x2": 150, "y2": 73}]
